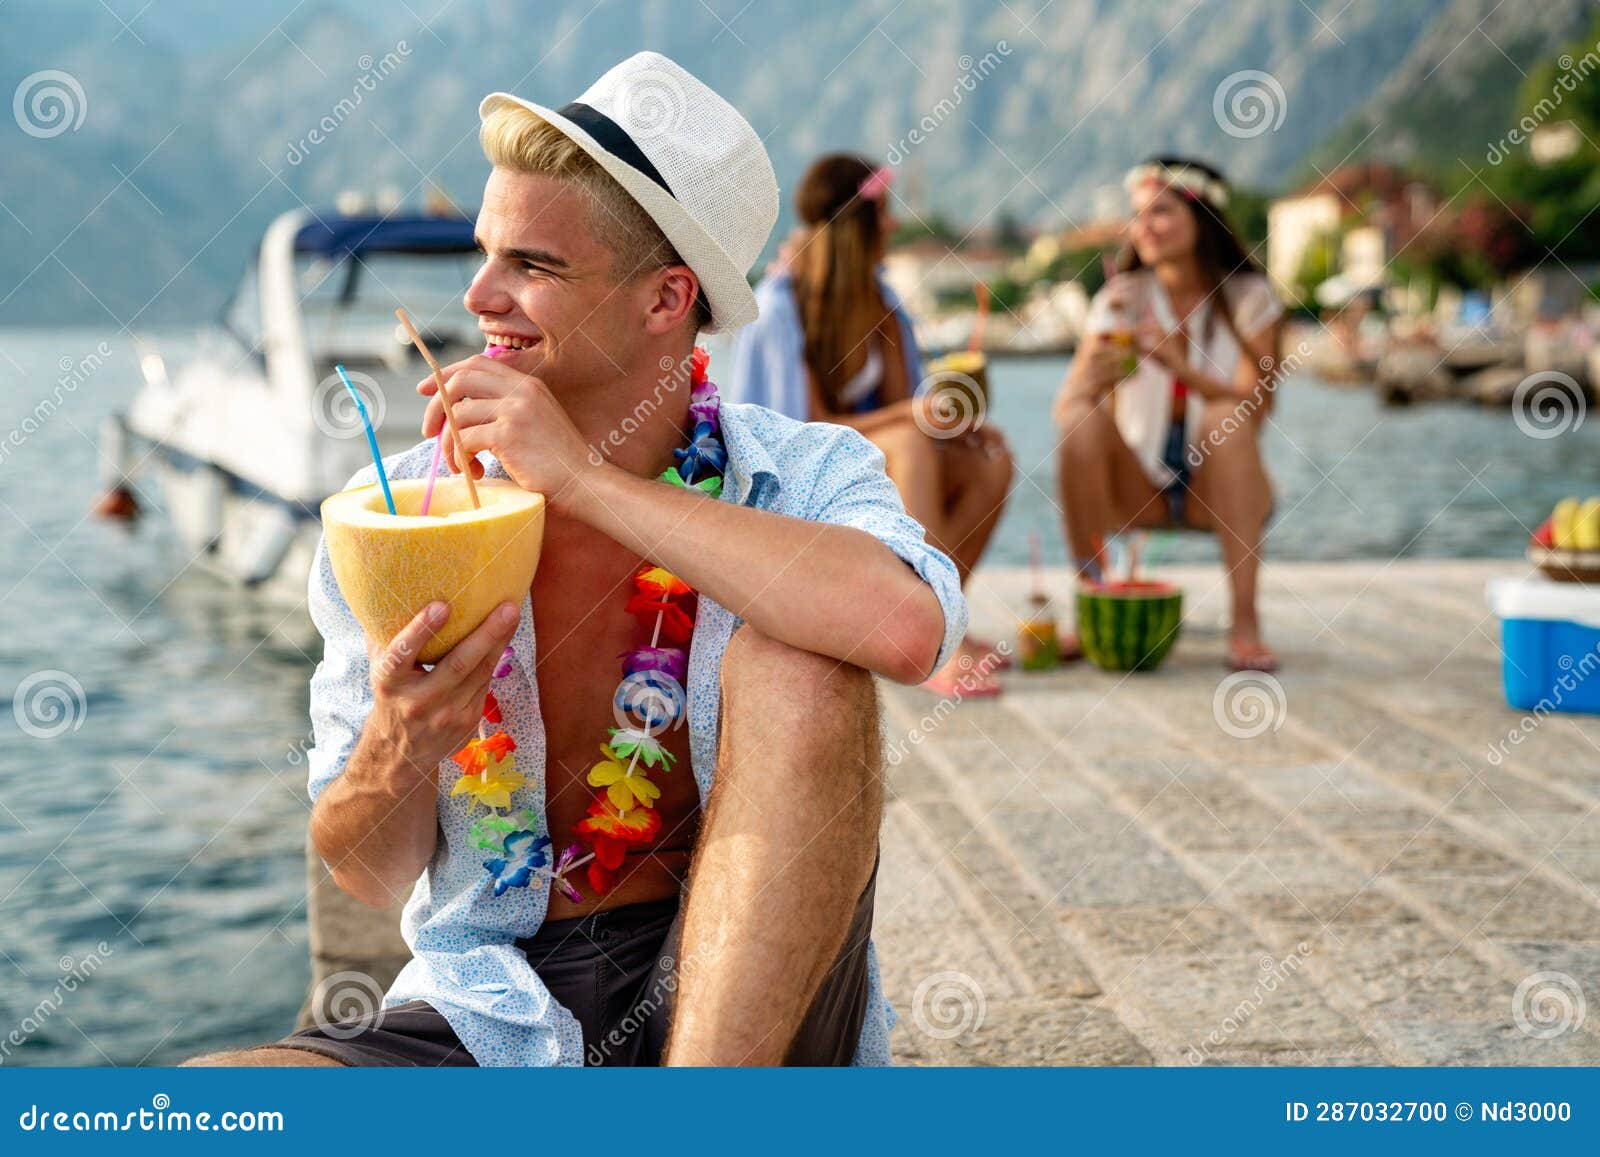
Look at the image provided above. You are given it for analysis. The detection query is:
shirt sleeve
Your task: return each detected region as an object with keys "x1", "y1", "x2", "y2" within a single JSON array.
[
  {"x1": 1082, "y1": 278, "x2": 1122, "y2": 335},
  {"x1": 1232, "y1": 274, "x2": 1284, "y2": 341},
  {"x1": 802, "y1": 424, "x2": 969, "y2": 676},
  {"x1": 305, "y1": 506, "x2": 375, "y2": 804}
]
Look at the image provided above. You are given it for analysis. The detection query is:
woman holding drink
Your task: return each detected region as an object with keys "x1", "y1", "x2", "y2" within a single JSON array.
[
  {"x1": 732, "y1": 153, "x2": 1022, "y2": 695},
  {"x1": 1054, "y1": 156, "x2": 1284, "y2": 672}
]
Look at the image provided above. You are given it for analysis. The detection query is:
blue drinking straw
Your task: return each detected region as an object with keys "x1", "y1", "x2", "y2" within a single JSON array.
[{"x1": 335, "y1": 364, "x2": 395, "y2": 514}]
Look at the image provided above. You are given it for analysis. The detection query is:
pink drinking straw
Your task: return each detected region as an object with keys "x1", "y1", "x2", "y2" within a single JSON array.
[
  {"x1": 420, "y1": 343, "x2": 510, "y2": 514},
  {"x1": 420, "y1": 439, "x2": 447, "y2": 517}
]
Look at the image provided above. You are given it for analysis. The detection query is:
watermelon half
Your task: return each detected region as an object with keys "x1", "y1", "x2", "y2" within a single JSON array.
[{"x1": 1075, "y1": 580, "x2": 1183, "y2": 672}]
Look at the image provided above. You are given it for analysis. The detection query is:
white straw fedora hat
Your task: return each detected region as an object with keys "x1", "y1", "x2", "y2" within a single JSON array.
[{"x1": 479, "y1": 52, "x2": 778, "y2": 333}]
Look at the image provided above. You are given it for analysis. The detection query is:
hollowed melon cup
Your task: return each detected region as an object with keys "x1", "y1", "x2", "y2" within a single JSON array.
[{"x1": 321, "y1": 478, "x2": 545, "y2": 664}]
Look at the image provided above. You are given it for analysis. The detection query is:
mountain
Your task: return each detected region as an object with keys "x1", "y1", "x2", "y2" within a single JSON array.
[
  {"x1": 0, "y1": 0, "x2": 1579, "y2": 327},
  {"x1": 1311, "y1": 0, "x2": 1593, "y2": 176}
]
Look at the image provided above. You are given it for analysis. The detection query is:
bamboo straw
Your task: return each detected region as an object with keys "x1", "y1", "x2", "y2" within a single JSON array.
[
  {"x1": 395, "y1": 308, "x2": 480, "y2": 510},
  {"x1": 968, "y1": 281, "x2": 991, "y2": 354}
]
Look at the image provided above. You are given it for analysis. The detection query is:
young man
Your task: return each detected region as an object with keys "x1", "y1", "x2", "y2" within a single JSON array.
[{"x1": 184, "y1": 53, "x2": 965, "y2": 1067}]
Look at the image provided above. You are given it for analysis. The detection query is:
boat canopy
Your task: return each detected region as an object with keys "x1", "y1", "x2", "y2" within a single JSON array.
[{"x1": 291, "y1": 215, "x2": 479, "y2": 258}]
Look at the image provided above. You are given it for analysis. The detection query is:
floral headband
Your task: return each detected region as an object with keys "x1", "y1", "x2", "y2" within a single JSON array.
[
  {"x1": 857, "y1": 165, "x2": 895, "y2": 202},
  {"x1": 1123, "y1": 162, "x2": 1229, "y2": 210}
]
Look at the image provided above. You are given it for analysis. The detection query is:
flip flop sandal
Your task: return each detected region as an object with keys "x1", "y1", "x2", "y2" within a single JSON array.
[
  {"x1": 967, "y1": 636, "x2": 1014, "y2": 671},
  {"x1": 920, "y1": 668, "x2": 1003, "y2": 699},
  {"x1": 1226, "y1": 644, "x2": 1279, "y2": 674}
]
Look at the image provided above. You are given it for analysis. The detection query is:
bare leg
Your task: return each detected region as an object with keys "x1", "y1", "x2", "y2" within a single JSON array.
[
  {"x1": 1056, "y1": 395, "x2": 1167, "y2": 571},
  {"x1": 664, "y1": 627, "x2": 882, "y2": 1065},
  {"x1": 935, "y1": 434, "x2": 1014, "y2": 583},
  {"x1": 180, "y1": 1047, "x2": 344, "y2": 1067},
  {"x1": 1185, "y1": 403, "x2": 1275, "y2": 665},
  {"x1": 863, "y1": 416, "x2": 946, "y2": 540}
]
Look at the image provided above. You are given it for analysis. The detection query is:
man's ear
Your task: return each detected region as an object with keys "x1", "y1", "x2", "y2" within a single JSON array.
[{"x1": 642, "y1": 264, "x2": 700, "y2": 336}]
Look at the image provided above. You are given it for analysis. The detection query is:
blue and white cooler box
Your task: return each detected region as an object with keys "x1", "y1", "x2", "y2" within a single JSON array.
[{"x1": 1487, "y1": 575, "x2": 1600, "y2": 714}]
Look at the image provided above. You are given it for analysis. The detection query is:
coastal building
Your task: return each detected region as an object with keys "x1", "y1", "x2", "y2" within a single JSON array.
[
  {"x1": 881, "y1": 237, "x2": 1014, "y2": 319},
  {"x1": 1266, "y1": 163, "x2": 1438, "y2": 300}
]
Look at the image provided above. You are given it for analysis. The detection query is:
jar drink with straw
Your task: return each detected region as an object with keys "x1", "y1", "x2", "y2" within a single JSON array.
[
  {"x1": 1101, "y1": 253, "x2": 1139, "y2": 379},
  {"x1": 1017, "y1": 531, "x2": 1059, "y2": 671}
]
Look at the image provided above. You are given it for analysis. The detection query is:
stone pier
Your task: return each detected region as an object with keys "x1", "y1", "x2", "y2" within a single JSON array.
[{"x1": 306, "y1": 560, "x2": 1600, "y2": 1065}]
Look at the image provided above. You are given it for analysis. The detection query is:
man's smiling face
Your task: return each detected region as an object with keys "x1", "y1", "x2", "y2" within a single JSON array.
[{"x1": 464, "y1": 167, "x2": 657, "y2": 397}]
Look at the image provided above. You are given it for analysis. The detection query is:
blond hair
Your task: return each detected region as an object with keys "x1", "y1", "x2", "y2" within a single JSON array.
[{"x1": 479, "y1": 103, "x2": 710, "y2": 330}]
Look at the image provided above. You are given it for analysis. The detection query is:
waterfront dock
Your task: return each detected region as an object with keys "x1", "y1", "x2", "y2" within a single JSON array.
[{"x1": 306, "y1": 559, "x2": 1600, "y2": 1065}]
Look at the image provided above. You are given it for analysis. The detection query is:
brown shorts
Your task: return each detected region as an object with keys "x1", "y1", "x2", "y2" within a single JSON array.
[{"x1": 263, "y1": 856, "x2": 878, "y2": 1067}]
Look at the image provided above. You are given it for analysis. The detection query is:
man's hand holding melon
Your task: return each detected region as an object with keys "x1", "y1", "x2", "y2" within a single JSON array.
[{"x1": 310, "y1": 599, "x2": 520, "y2": 908}]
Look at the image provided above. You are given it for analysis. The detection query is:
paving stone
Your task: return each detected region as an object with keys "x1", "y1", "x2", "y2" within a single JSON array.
[
  {"x1": 1187, "y1": 1044, "x2": 1389, "y2": 1066},
  {"x1": 1060, "y1": 904, "x2": 1258, "y2": 962},
  {"x1": 1332, "y1": 831, "x2": 1523, "y2": 879},
  {"x1": 905, "y1": 798, "x2": 1102, "y2": 998},
  {"x1": 1374, "y1": 1017, "x2": 1600, "y2": 1065},
  {"x1": 1298, "y1": 698, "x2": 1467, "y2": 773},
  {"x1": 1308, "y1": 922, "x2": 1513, "y2": 1022},
  {"x1": 912, "y1": 736, "x2": 1106, "y2": 813},
  {"x1": 1492, "y1": 939, "x2": 1600, "y2": 1014},
  {"x1": 893, "y1": 998, "x2": 1155, "y2": 1066},
  {"x1": 1186, "y1": 842, "x2": 1371, "y2": 896},
  {"x1": 988, "y1": 807, "x2": 1207, "y2": 908},
  {"x1": 1110, "y1": 951, "x2": 1372, "y2": 1055},
  {"x1": 1405, "y1": 875, "x2": 1600, "y2": 941}
]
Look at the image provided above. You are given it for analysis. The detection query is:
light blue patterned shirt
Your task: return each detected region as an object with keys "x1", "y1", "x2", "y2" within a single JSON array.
[{"x1": 305, "y1": 400, "x2": 968, "y2": 1067}]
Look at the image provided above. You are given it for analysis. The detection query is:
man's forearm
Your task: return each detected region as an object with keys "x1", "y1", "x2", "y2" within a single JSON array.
[
  {"x1": 310, "y1": 731, "x2": 440, "y2": 908},
  {"x1": 564, "y1": 464, "x2": 944, "y2": 682}
]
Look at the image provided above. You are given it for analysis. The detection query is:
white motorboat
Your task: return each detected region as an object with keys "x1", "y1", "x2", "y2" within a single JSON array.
[{"x1": 102, "y1": 208, "x2": 484, "y2": 602}]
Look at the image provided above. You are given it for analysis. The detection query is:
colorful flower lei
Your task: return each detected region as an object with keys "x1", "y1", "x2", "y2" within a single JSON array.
[{"x1": 453, "y1": 348, "x2": 726, "y2": 902}]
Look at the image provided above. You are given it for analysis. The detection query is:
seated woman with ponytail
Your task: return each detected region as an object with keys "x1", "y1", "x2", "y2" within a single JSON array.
[{"x1": 731, "y1": 153, "x2": 1020, "y2": 697}]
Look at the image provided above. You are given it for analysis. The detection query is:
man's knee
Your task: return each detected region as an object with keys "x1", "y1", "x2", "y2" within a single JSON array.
[
  {"x1": 720, "y1": 628, "x2": 881, "y2": 771},
  {"x1": 180, "y1": 1047, "x2": 344, "y2": 1067}
]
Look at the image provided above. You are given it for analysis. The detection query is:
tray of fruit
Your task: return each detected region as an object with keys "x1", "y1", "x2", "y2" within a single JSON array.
[{"x1": 1529, "y1": 496, "x2": 1600, "y2": 583}]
